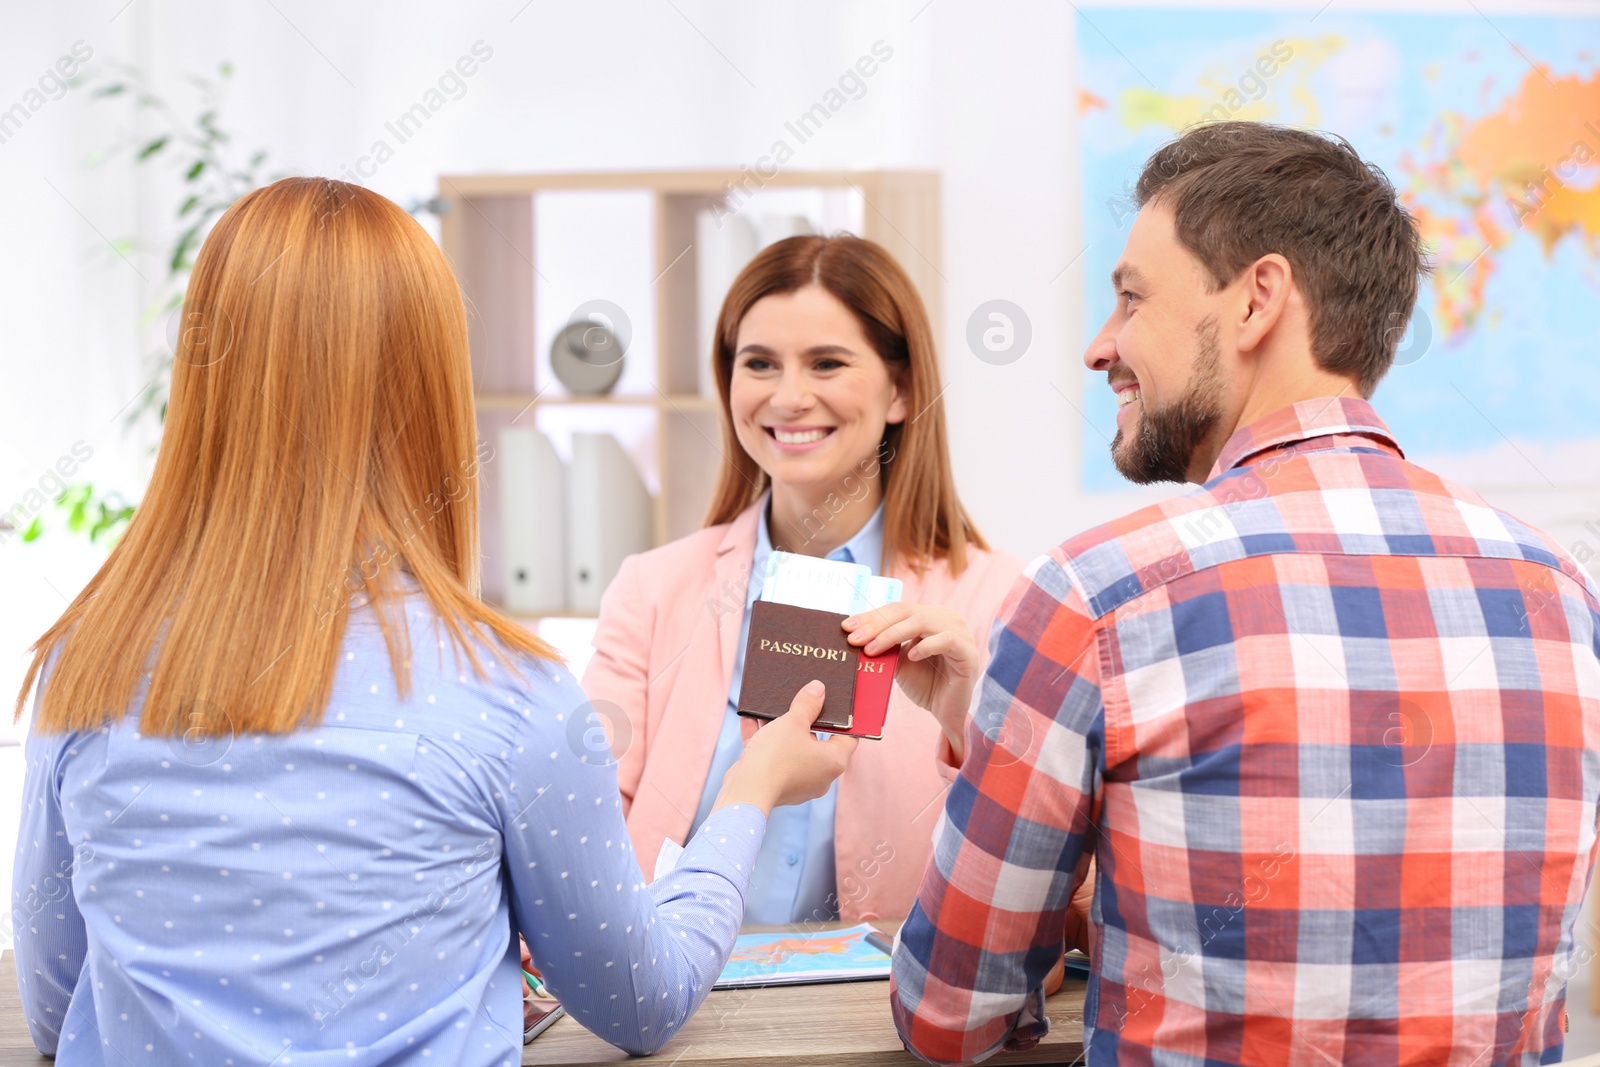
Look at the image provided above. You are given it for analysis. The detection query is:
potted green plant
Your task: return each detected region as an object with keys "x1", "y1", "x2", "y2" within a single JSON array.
[{"x1": 15, "y1": 60, "x2": 278, "y2": 544}]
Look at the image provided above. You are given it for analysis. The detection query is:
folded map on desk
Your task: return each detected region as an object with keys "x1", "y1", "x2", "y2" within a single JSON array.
[{"x1": 713, "y1": 923, "x2": 892, "y2": 989}]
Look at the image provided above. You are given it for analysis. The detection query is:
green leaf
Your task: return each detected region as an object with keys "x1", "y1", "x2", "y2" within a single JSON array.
[
  {"x1": 171, "y1": 223, "x2": 201, "y2": 273},
  {"x1": 250, "y1": 150, "x2": 268, "y2": 167},
  {"x1": 186, "y1": 159, "x2": 205, "y2": 181},
  {"x1": 89, "y1": 503, "x2": 133, "y2": 543},
  {"x1": 56, "y1": 484, "x2": 91, "y2": 509},
  {"x1": 21, "y1": 515, "x2": 44, "y2": 542},
  {"x1": 220, "y1": 61, "x2": 233, "y2": 77},
  {"x1": 92, "y1": 83, "x2": 127, "y2": 98},
  {"x1": 137, "y1": 136, "x2": 169, "y2": 160},
  {"x1": 179, "y1": 194, "x2": 200, "y2": 217}
]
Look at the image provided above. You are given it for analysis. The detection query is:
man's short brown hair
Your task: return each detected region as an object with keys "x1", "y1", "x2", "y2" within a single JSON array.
[{"x1": 1135, "y1": 122, "x2": 1430, "y2": 397}]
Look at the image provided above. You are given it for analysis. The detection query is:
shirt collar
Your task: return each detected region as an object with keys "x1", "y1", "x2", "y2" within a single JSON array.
[
  {"x1": 754, "y1": 492, "x2": 886, "y2": 571},
  {"x1": 1208, "y1": 396, "x2": 1403, "y2": 480}
]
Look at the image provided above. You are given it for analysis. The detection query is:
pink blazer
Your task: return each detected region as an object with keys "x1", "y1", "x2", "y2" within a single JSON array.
[{"x1": 582, "y1": 500, "x2": 1024, "y2": 923}]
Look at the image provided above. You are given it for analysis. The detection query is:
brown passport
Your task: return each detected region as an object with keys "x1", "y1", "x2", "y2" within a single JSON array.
[{"x1": 737, "y1": 600, "x2": 857, "y2": 729}]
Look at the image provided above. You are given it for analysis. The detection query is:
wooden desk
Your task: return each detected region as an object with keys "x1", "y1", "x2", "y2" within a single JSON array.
[{"x1": 0, "y1": 941, "x2": 1086, "y2": 1065}]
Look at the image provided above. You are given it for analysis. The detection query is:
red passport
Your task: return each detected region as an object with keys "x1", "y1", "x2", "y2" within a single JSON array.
[{"x1": 824, "y1": 645, "x2": 898, "y2": 740}]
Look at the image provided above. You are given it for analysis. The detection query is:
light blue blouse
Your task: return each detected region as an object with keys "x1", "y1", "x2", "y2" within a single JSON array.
[
  {"x1": 13, "y1": 594, "x2": 765, "y2": 1065},
  {"x1": 688, "y1": 499, "x2": 885, "y2": 925}
]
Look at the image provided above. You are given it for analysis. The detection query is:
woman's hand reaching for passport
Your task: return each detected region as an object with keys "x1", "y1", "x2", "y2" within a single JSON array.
[
  {"x1": 841, "y1": 602, "x2": 982, "y2": 762},
  {"x1": 719, "y1": 680, "x2": 858, "y2": 814}
]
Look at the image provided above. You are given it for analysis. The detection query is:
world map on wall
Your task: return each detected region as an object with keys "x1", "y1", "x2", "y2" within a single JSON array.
[{"x1": 1076, "y1": 9, "x2": 1600, "y2": 492}]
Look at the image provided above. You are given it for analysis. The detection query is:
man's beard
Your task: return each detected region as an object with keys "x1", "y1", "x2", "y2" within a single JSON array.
[{"x1": 1110, "y1": 315, "x2": 1224, "y2": 485}]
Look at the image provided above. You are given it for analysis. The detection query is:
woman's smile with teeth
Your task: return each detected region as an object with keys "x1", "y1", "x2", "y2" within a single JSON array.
[{"x1": 769, "y1": 426, "x2": 833, "y2": 444}]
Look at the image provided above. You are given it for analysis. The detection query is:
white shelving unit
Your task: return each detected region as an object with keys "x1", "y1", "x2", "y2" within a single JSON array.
[{"x1": 436, "y1": 169, "x2": 941, "y2": 627}]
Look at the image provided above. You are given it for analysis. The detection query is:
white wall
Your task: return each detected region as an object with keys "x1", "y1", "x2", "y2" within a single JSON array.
[{"x1": 4, "y1": 0, "x2": 1600, "y2": 952}]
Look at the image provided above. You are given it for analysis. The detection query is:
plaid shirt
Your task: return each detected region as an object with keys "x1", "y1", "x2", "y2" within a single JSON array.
[{"x1": 891, "y1": 398, "x2": 1600, "y2": 1066}]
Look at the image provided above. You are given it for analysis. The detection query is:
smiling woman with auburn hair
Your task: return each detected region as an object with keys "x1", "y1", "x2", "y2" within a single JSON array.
[
  {"x1": 701, "y1": 236, "x2": 979, "y2": 575},
  {"x1": 11, "y1": 177, "x2": 854, "y2": 1065},
  {"x1": 580, "y1": 234, "x2": 1095, "y2": 953}
]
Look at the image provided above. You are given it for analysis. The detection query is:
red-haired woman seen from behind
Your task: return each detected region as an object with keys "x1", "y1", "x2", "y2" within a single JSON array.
[{"x1": 12, "y1": 178, "x2": 851, "y2": 1064}]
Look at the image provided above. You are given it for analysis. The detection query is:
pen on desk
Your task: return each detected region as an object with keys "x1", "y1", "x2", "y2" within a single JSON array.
[{"x1": 863, "y1": 929, "x2": 894, "y2": 956}]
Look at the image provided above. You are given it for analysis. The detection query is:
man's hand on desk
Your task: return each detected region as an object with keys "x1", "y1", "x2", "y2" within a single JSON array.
[
  {"x1": 1042, "y1": 857, "x2": 1096, "y2": 997},
  {"x1": 1064, "y1": 859, "x2": 1094, "y2": 957},
  {"x1": 1043, "y1": 955, "x2": 1067, "y2": 997}
]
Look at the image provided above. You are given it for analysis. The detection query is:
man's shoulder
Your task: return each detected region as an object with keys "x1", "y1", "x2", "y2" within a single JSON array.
[
  {"x1": 1047, "y1": 451, "x2": 1599, "y2": 623},
  {"x1": 1046, "y1": 486, "x2": 1231, "y2": 622},
  {"x1": 1369, "y1": 456, "x2": 1600, "y2": 603}
]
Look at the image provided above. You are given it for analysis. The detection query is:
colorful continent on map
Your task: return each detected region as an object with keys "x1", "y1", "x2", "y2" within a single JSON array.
[
  {"x1": 727, "y1": 932, "x2": 859, "y2": 965},
  {"x1": 1402, "y1": 68, "x2": 1600, "y2": 337},
  {"x1": 1110, "y1": 35, "x2": 1345, "y2": 132}
]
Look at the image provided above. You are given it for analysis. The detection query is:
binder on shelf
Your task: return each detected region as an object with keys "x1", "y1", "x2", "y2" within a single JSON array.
[
  {"x1": 566, "y1": 432, "x2": 654, "y2": 614},
  {"x1": 498, "y1": 426, "x2": 568, "y2": 616}
]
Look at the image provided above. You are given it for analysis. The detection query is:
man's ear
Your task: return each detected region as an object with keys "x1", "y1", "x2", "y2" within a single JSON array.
[{"x1": 1236, "y1": 253, "x2": 1293, "y2": 354}]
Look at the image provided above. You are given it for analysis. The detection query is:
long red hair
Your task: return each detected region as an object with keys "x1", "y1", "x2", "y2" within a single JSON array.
[
  {"x1": 703, "y1": 235, "x2": 985, "y2": 575},
  {"x1": 18, "y1": 177, "x2": 554, "y2": 735}
]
